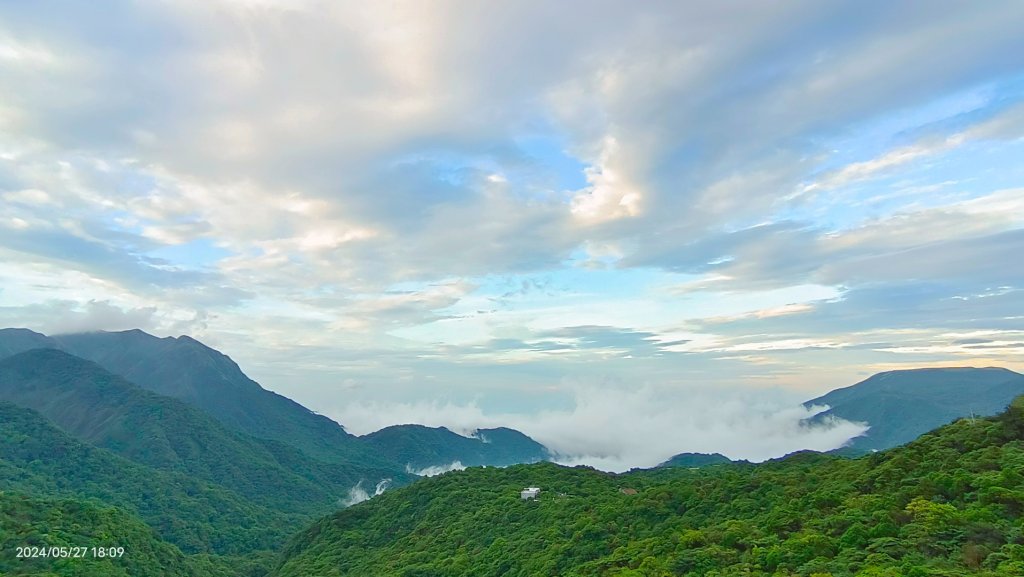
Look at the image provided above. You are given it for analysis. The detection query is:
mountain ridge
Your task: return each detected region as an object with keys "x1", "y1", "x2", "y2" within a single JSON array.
[
  {"x1": 806, "y1": 366, "x2": 1024, "y2": 453},
  {"x1": 0, "y1": 327, "x2": 557, "y2": 473},
  {"x1": 362, "y1": 423, "x2": 550, "y2": 471},
  {"x1": 0, "y1": 328, "x2": 399, "y2": 469},
  {"x1": 0, "y1": 348, "x2": 410, "y2": 517}
]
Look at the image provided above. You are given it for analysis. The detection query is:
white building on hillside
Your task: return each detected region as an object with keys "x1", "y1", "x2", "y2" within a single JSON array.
[{"x1": 520, "y1": 487, "x2": 540, "y2": 500}]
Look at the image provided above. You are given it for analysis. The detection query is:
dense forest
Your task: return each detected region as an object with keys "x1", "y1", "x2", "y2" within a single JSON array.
[
  {"x1": 274, "y1": 396, "x2": 1024, "y2": 576},
  {"x1": 0, "y1": 401, "x2": 304, "y2": 556},
  {"x1": 0, "y1": 491, "x2": 276, "y2": 577},
  {"x1": 0, "y1": 492, "x2": 198, "y2": 577}
]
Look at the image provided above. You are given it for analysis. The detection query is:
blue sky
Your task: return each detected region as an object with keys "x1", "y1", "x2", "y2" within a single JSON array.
[{"x1": 2, "y1": 1, "x2": 1023, "y2": 469}]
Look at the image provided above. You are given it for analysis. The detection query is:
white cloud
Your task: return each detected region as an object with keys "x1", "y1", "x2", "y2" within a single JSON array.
[
  {"x1": 570, "y1": 137, "x2": 643, "y2": 223},
  {"x1": 332, "y1": 383, "x2": 867, "y2": 472},
  {"x1": 800, "y1": 102, "x2": 1024, "y2": 197},
  {"x1": 802, "y1": 138, "x2": 958, "y2": 194},
  {"x1": 405, "y1": 461, "x2": 467, "y2": 477},
  {"x1": 0, "y1": 36, "x2": 57, "y2": 67},
  {"x1": 340, "y1": 478, "x2": 393, "y2": 507}
]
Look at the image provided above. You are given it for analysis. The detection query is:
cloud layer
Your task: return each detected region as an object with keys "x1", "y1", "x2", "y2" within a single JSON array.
[{"x1": 334, "y1": 382, "x2": 868, "y2": 472}]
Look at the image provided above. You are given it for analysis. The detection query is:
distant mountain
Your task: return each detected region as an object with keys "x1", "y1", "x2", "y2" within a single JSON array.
[
  {"x1": 658, "y1": 452, "x2": 734, "y2": 468},
  {"x1": 0, "y1": 401, "x2": 301, "y2": 555},
  {"x1": 362, "y1": 424, "x2": 550, "y2": 471},
  {"x1": 0, "y1": 349, "x2": 409, "y2": 517},
  {"x1": 807, "y1": 367, "x2": 1024, "y2": 453},
  {"x1": 0, "y1": 328, "x2": 395, "y2": 468}
]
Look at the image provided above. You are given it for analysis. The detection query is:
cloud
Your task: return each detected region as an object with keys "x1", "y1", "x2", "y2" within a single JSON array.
[
  {"x1": 328, "y1": 280, "x2": 477, "y2": 331},
  {"x1": 4, "y1": 2, "x2": 1023, "y2": 284},
  {"x1": 0, "y1": 224, "x2": 214, "y2": 292},
  {"x1": 796, "y1": 101, "x2": 1024, "y2": 200},
  {"x1": 0, "y1": 300, "x2": 210, "y2": 337},
  {"x1": 405, "y1": 461, "x2": 467, "y2": 477},
  {"x1": 802, "y1": 136, "x2": 960, "y2": 194},
  {"x1": 340, "y1": 478, "x2": 393, "y2": 507},
  {"x1": 630, "y1": 188, "x2": 1024, "y2": 294},
  {"x1": 332, "y1": 382, "x2": 867, "y2": 472}
]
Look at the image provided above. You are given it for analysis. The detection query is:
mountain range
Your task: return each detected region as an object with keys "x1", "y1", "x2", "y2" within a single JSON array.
[
  {"x1": 0, "y1": 348, "x2": 408, "y2": 517},
  {"x1": 0, "y1": 328, "x2": 553, "y2": 475},
  {"x1": 0, "y1": 328, "x2": 389, "y2": 466},
  {"x1": 0, "y1": 327, "x2": 559, "y2": 575},
  {"x1": 3, "y1": 326, "x2": 1024, "y2": 575}
]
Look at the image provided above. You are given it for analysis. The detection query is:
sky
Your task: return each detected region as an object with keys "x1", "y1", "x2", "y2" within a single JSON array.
[{"x1": 2, "y1": 1, "x2": 1023, "y2": 470}]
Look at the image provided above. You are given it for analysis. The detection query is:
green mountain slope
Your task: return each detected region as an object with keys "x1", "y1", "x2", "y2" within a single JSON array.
[
  {"x1": 658, "y1": 452, "x2": 735, "y2": 468},
  {"x1": 47, "y1": 329, "x2": 388, "y2": 466},
  {"x1": 362, "y1": 425, "x2": 549, "y2": 470},
  {"x1": 807, "y1": 367, "x2": 1024, "y2": 453},
  {"x1": 0, "y1": 492, "x2": 198, "y2": 577},
  {"x1": 0, "y1": 401, "x2": 302, "y2": 555},
  {"x1": 0, "y1": 349, "x2": 407, "y2": 518},
  {"x1": 274, "y1": 397, "x2": 1024, "y2": 577}
]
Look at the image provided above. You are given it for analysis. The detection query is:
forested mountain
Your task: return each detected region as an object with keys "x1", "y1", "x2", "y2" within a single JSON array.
[
  {"x1": 48, "y1": 329, "x2": 388, "y2": 466},
  {"x1": 658, "y1": 452, "x2": 735, "y2": 468},
  {"x1": 0, "y1": 328, "x2": 556, "y2": 471},
  {"x1": 362, "y1": 424, "x2": 550, "y2": 471},
  {"x1": 0, "y1": 492, "x2": 198, "y2": 577},
  {"x1": 0, "y1": 401, "x2": 302, "y2": 555},
  {"x1": 0, "y1": 328, "x2": 389, "y2": 466},
  {"x1": 0, "y1": 349, "x2": 408, "y2": 518},
  {"x1": 807, "y1": 367, "x2": 1024, "y2": 453},
  {"x1": 274, "y1": 396, "x2": 1024, "y2": 576}
]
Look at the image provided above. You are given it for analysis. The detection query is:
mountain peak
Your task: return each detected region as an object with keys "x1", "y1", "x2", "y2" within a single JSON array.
[
  {"x1": 0, "y1": 328, "x2": 59, "y2": 359},
  {"x1": 363, "y1": 423, "x2": 549, "y2": 469},
  {"x1": 7, "y1": 328, "x2": 397, "y2": 466}
]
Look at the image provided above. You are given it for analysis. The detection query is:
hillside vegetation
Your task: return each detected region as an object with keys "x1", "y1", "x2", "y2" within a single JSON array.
[
  {"x1": 0, "y1": 402, "x2": 303, "y2": 556},
  {"x1": 0, "y1": 492, "x2": 197, "y2": 577},
  {"x1": 275, "y1": 397, "x2": 1024, "y2": 577},
  {"x1": 0, "y1": 349, "x2": 409, "y2": 518}
]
